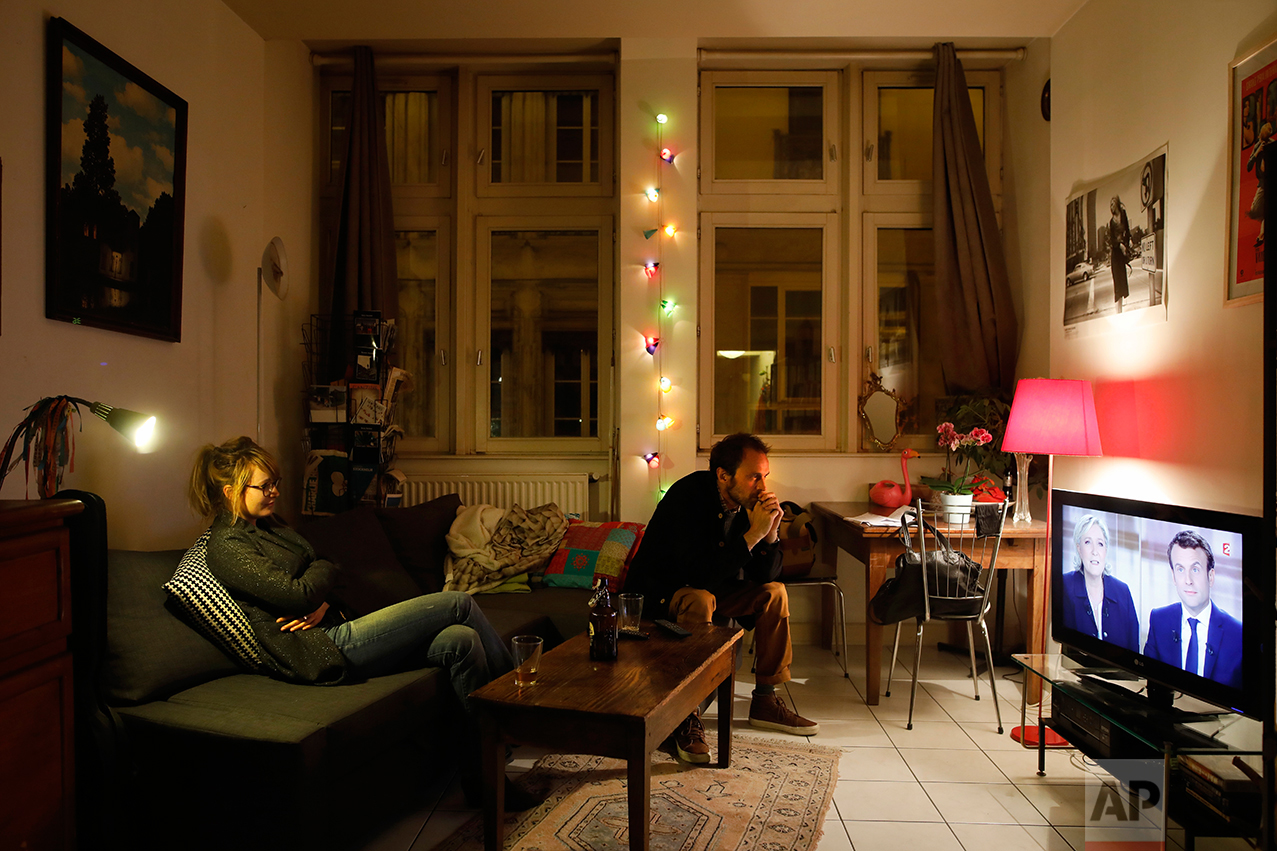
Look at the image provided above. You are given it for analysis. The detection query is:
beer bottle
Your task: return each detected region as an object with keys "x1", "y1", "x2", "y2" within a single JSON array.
[{"x1": 589, "y1": 578, "x2": 619, "y2": 661}]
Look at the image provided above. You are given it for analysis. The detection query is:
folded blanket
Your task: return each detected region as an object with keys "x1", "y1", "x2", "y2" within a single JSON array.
[{"x1": 445, "y1": 502, "x2": 568, "y2": 594}]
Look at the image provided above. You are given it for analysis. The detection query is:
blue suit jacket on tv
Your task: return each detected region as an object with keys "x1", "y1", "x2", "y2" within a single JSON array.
[
  {"x1": 1061, "y1": 569, "x2": 1140, "y2": 652},
  {"x1": 1142, "y1": 602, "x2": 1243, "y2": 690}
]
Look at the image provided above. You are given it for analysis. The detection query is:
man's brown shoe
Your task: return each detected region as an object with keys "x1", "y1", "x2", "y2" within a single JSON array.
[
  {"x1": 673, "y1": 711, "x2": 711, "y2": 763},
  {"x1": 748, "y1": 693, "x2": 819, "y2": 736}
]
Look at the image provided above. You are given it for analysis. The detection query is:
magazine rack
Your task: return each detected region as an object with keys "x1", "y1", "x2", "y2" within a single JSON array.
[{"x1": 301, "y1": 311, "x2": 405, "y2": 514}]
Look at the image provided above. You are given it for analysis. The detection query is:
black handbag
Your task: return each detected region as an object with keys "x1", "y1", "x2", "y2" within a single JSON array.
[{"x1": 868, "y1": 511, "x2": 983, "y2": 625}]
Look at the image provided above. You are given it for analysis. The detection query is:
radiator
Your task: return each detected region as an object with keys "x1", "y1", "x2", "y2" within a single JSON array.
[{"x1": 401, "y1": 474, "x2": 592, "y2": 518}]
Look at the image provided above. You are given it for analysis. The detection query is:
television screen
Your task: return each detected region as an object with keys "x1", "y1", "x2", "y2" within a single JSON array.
[{"x1": 1051, "y1": 489, "x2": 1262, "y2": 718}]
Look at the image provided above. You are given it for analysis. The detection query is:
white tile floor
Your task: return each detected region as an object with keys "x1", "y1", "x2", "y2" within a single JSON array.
[{"x1": 356, "y1": 642, "x2": 1255, "y2": 851}]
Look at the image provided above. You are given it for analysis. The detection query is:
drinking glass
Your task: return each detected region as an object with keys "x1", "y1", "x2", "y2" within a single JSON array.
[
  {"x1": 618, "y1": 593, "x2": 643, "y2": 633},
  {"x1": 511, "y1": 635, "x2": 543, "y2": 686}
]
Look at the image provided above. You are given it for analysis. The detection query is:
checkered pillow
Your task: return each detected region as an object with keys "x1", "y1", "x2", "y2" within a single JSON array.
[
  {"x1": 541, "y1": 520, "x2": 645, "y2": 591},
  {"x1": 163, "y1": 531, "x2": 266, "y2": 671}
]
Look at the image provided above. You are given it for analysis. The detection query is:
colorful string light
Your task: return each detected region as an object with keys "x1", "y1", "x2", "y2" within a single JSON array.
[{"x1": 644, "y1": 112, "x2": 676, "y2": 497}]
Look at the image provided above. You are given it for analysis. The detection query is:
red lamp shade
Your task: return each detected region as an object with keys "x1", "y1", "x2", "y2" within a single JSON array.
[{"x1": 1001, "y1": 378, "x2": 1103, "y2": 457}]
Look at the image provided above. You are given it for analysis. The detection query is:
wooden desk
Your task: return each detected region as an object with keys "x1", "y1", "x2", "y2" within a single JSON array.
[{"x1": 809, "y1": 502, "x2": 1047, "y2": 706}]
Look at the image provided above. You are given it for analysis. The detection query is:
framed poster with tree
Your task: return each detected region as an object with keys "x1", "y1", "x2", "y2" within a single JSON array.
[{"x1": 45, "y1": 17, "x2": 187, "y2": 341}]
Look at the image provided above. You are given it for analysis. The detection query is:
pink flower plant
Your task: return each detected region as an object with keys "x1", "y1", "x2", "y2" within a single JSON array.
[{"x1": 921, "y1": 422, "x2": 994, "y2": 495}]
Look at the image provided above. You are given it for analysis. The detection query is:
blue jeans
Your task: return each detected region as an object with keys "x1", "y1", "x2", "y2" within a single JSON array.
[{"x1": 323, "y1": 591, "x2": 513, "y2": 714}]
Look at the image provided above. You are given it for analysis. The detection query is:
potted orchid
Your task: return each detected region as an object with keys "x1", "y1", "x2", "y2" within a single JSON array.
[{"x1": 921, "y1": 423, "x2": 995, "y2": 523}]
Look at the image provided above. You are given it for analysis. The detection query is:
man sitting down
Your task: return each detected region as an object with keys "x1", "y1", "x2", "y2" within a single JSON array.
[{"x1": 623, "y1": 432, "x2": 818, "y2": 764}]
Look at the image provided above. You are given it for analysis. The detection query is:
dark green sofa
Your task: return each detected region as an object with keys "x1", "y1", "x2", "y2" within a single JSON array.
[{"x1": 68, "y1": 491, "x2": 593, "y2": 850}]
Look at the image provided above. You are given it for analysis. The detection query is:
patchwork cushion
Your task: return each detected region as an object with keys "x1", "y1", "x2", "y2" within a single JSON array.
[
  {"x1": 541, "y1": 520, "x2": 645, "y2": 591},
  {"x1": 163, "y1": 531, "x2": 266, "y2": 671},
  {"x1": 375, "y1": 493, "x2": 462, "y2": 594}
]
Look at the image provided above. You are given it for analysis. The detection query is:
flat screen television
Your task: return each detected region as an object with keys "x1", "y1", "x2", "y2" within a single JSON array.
[{"x1": 1051, "y1": 488, "x2": 1264, "y2": 719}]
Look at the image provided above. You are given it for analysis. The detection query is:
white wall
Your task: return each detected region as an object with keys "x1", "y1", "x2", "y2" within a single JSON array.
[
  {"x1": 1051, "y1": 0, "x2": 1277, "y2": 515},
  {"x1": 0, "y1": 0, "x2": 311, "y2": 548}
]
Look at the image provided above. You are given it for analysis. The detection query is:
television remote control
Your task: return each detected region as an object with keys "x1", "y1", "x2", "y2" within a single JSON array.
[
  {"x1": 654, "y1": 619, "x2": 691, "y2": 638},
  {"x1": 619, "y1": 628, "x2": 649, "y2": 640}
]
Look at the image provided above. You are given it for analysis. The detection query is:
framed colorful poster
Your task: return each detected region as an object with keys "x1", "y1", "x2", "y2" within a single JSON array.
[
  {"x1": 1226, "y1": 34, "x2": 1277, "y2": 304},
  {"x1": 45, "y1": 17, "x2": 188, "y2": 341}
]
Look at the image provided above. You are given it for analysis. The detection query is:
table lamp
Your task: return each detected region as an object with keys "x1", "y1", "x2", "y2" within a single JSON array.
[
  {"x1": 1000, "y1": 378, "x2": 1102, "y2": 746},
  {"x1": 0, "y1": 395, "x2": 158, "y2": 498},
  {"x1": 1000, "y1": 378, "x2": 1103, "y2": 524}
]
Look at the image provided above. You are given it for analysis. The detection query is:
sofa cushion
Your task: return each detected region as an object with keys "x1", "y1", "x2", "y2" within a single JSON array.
[
  {"x1": 107, "y1": 548, "x2": 243, "y2": 705},
  {"x1": 163, "y1": 531, "x2": 267, "y2": 672},
  {"x1": 375, "y1": 493, "x2": 462, "y2": 594},
  {"x1": 300, "y1": 506, "x2": 422, "y2": 618},
  {"x1": 541, "y1": 520, "x2": 645, "y2": 591}
]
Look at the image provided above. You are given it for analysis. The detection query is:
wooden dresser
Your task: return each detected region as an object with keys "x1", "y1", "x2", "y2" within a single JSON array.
[{"x1": 0, "y1": 498, "x2": 84, "y2": 850}]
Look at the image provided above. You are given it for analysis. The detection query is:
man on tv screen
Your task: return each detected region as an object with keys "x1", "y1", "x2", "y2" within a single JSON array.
[{"x1": 1142, "y1": 530, "x2": 1243, "y2": 689}]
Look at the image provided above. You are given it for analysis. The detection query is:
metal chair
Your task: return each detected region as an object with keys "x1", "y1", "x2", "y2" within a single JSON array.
[
  {"x1": 885, "y1": 498, "x2": 1008, "y2": 732},
  {"x1": 746, "y1": 572, "x2": 849, "y2": 678},
  {"x1": 777, "y1": 570, "x2": 849, "y2": 677}
]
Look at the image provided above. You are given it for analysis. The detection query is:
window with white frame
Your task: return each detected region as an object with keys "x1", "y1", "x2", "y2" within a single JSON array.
[
  {"x1": 321, "y1": 65, "x2": 615, "y2": 456},
  {"x1": 697, "y1": 65, "x2": 1003, "y2": 453},
  {"x1": 860, "y1": 69, "x2": 1001, "y2": 448},
  {"x1": 698, "y1": 71, "x2": 841, "y2": 452}
]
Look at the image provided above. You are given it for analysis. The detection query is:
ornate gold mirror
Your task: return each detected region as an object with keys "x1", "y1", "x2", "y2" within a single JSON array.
[{"x1": 858, "y1": 373, "x2": 904, "y2": 451}]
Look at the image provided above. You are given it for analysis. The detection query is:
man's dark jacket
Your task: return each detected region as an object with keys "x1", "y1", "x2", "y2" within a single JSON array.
[{"x1": 623, "y1": 470, "x2": 782, "y2": 618}]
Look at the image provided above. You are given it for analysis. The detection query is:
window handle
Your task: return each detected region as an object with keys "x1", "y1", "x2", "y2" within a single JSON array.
[
  {"x1": 476, "y1": 148, "x2": 486, "y2": 165},
  {"x1": 827, "y1": 346, "x2": 836, "y2": 363},
  {"x1": 476, "y1": 349, "x2": 483, "y2": 366},
  {"x1": 829, "y1": 143, "x2": 837, "y2": 162},
  {"x1": 441, "y1": 149, "x2": 449, "y2": 166},
  {"x1": 864, "y1": 142, "x2": 874, "y2": 162},
  {"x1": 439, "y1": 349, "x2": 448, "y2": 367}
]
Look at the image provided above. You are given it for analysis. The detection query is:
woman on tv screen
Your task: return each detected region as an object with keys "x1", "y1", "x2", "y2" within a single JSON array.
[{"x1": 1061, "y1": 513, "x2": 1140, "y2": 652}]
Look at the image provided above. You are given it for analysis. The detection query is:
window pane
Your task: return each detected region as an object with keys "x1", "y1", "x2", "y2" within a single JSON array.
[
  {"x1": 384, "y1": 92, "x2": 438, "y2": 184},
  {"x1": 395, "y1": 230, "x2": 438, "y2": 438},
  {"x1": 330, "y1": 90, "x2": 439, "y2": 185},
  {"x1": 330, "y1": 91, "x2": 350, "y2": 183},
  {"x1": 489, "y1": 230, "x2": 599, "y2": 437},
  {"x1": 490, "y1": 91, "x2": 599, "y2": 185},
  {"x1": 876, "y1": 228, "x2": 939, "y2": 435},
  {"x1": 877, "y1": 87, "x2": 985, "y2": 181},
  {"x1": 713, "y1": 228, "x2": 823, "y2": 435},
  {"x1": 715, "y1": 87, "x2": 823, "y2": 180}
]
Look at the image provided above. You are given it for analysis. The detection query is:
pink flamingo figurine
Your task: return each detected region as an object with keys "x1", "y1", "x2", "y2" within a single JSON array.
[{"x1": 869, "y1": 449, "x2": 920, "y2": 509}]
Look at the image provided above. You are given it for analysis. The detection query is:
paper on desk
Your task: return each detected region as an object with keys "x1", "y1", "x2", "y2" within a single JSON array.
[{"x1": 845, "y1": 506, "x2": 910, "y2": 527}]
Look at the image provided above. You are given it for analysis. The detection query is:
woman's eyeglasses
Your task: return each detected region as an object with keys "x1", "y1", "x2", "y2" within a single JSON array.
[{"x1": 246, "y1": 479, "x2": 281, "y2": 496}]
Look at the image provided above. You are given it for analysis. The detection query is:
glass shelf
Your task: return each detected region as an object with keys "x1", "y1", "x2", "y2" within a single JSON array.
[{"x1": 1013, "y1": 653, "x2": 1261, "y2": 757}]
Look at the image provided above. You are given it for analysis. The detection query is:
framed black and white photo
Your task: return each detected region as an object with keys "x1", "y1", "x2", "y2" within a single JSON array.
[
  {"x1": 1226, "y1": 33, "x2": 1277, "y2": 305},
  {"x1": 45, "y1": 17, "x2": 187, "y2": 341},
  {"x1": 1062, "y1": 146, "x2": 1168, "y2": 336}
]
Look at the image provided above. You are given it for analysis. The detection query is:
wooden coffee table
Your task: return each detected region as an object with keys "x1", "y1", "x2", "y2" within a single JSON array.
[{"x1": 472, "y1": 622, "x2": 743, "y2": 851}]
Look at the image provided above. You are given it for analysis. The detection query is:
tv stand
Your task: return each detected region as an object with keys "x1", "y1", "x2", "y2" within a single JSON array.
[{"x1": 1015, "y1": 654, "x2": 1264, "y2": 849}]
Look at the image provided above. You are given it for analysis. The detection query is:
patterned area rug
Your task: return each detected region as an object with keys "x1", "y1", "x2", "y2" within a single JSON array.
[{"x1": 437, "y1": 737, "x2": 840, "y2": 851}]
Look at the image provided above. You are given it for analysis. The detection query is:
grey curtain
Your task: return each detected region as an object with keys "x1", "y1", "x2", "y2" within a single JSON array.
[
  {"x1": 324, "y1": 46, "x2": 397, "y2": 381},
  {"x1": 929, "y1": 42, "x2": 1019, "y2": 395}
]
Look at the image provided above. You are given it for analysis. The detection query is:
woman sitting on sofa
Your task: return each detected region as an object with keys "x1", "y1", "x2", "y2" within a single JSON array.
[{"x1": 189, "y1": 435, "x2": 539, "y2": 810}]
